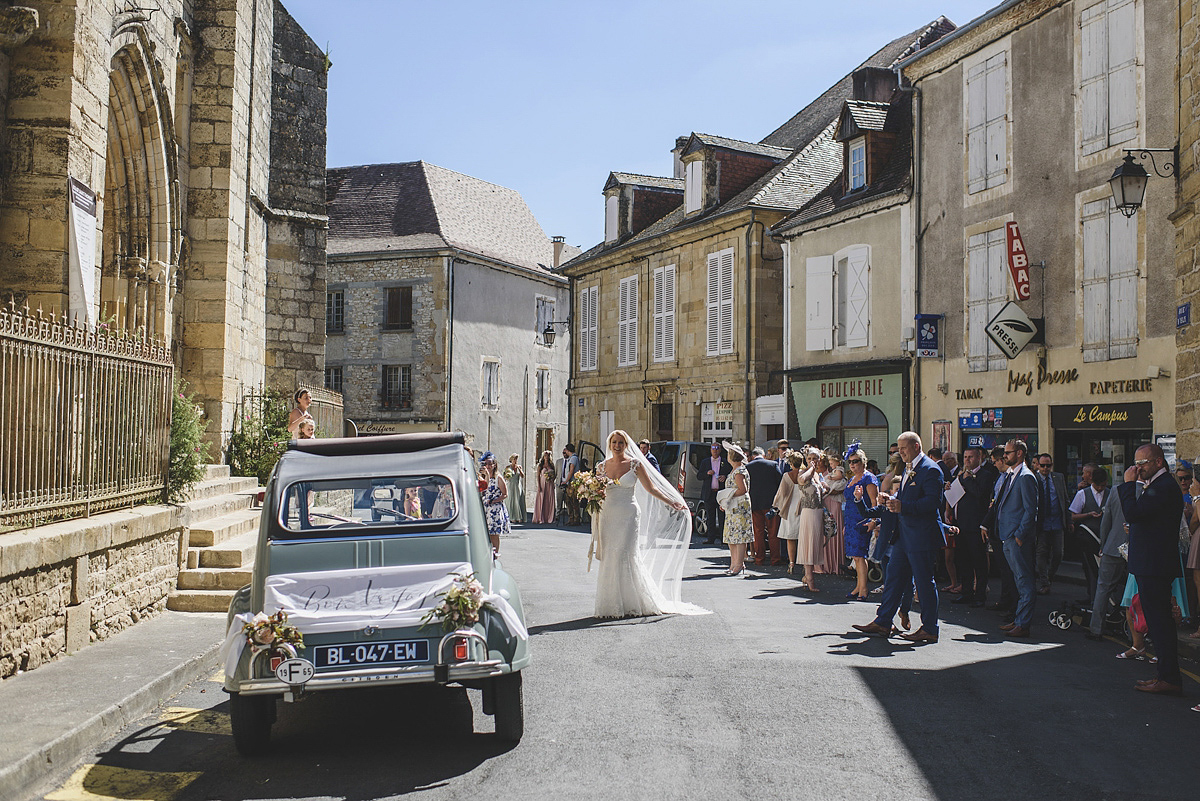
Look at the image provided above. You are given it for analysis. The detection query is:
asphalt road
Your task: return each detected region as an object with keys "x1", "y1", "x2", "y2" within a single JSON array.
[{"x1": 35, "y1": 525, "x2": 1195, "y2": 801}]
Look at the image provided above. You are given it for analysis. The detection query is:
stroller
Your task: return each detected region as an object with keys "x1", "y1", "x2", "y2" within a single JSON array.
[{"x1": 1048, "y1": 519, "x2": 1126, "y2": 631}]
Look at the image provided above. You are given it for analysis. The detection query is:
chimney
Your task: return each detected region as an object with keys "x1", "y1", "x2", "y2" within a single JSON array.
[
  {"x1": 552, "y1": 235, "x2": 566, "y2": 267},
  {"x1": 672, "y1": 136, "x2": 689, "y2": 179},
  {"x1": 851, "y1": 66, "x2": 898, "y2": 102}
]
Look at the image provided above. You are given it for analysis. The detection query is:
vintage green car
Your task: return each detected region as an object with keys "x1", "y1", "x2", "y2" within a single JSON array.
[{"x1": 222, "y1": 432, "x2": 529, "y2": 754}]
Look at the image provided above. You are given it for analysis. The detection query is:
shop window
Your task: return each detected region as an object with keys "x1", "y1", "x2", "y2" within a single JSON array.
[{"x1": 817, "y1": 401, "x2": 889, "y2": 460}]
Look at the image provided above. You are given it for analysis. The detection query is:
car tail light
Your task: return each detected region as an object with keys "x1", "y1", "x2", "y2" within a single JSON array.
[
  {"x1": 454, "y1": 639, "x2": 469, "y2": 661},
  {"x1": 678, "y1": 459, "x2": 686, "y2": 493}
]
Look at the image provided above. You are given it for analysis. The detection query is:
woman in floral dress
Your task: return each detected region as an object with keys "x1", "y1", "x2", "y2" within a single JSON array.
[
  {"x1": 722, "y1": 443, "x2": 753, "y2": 576},
  {"x1": 817, "y1": 453, "x2": 847, "y2": 575},
  {"x1": 479, "y1": 451, "x2": 510, "y2": 554}
]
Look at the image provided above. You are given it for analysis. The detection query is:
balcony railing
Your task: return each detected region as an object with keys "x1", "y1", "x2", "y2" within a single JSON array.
[{"x1": 0, "y1": 303, "x2": 173, "y2": 530}]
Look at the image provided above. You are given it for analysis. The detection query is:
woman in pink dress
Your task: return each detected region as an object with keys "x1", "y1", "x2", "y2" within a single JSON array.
[
  {"x1": 817, "y1": 452, "x2": 847, "y2": 575},
  {"x1": 532, "y1": 450, "x2": 557, "y2": 524}
]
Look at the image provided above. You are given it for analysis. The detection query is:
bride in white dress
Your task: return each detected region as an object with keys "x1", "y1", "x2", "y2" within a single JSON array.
[{"x1": 590, "y1": 430, "x2": 710, "y2": 618}]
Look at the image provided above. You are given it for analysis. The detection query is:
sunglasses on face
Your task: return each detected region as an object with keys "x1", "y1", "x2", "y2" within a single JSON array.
[
  {"x1": 1038, "y1": 463, "x2": 1051, "y2": 469},
  {"x1": 1134, "y1": 459, "x2": 1152, "y2": 466},
  {"x1": 847, "y1": 458, "x2": 863, "y2": 464}
]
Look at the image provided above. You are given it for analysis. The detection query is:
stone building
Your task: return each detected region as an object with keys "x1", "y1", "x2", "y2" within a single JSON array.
[
  {"x1": 325, "y1": 162, "x2": 574, "y2": 493},
  {"x1": 901, "y1": 0, "x2": 1177, "y2": 486},
  {"x1": 771, "y1": 66, "x2": 931, "y2": 457},
  {"x1": 0, "y1": 0, "x2": 328, "y2": 446},
  {"x1": 1176, "y1": 0, "x2": 1200, "y2": 464},
  {"x1": 559, "y1": 20, "x2": 954, "y2": 452}
]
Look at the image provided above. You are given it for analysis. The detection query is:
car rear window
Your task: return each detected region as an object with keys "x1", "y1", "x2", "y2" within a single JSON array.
[
  {"x1": 278, "y1": 475, "x2": 456, "y2": 535},
  {"x1": 650, "y1": 444, "x2": 679, "y2": 468}
]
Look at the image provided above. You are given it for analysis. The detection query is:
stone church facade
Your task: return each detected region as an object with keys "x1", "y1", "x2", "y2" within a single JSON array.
[{"x1": 0, "y1": 0, "x2": 328, "y2": 446}]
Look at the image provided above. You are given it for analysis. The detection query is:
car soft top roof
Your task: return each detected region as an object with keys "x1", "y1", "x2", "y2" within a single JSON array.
[
  {"x1": 288, "y1": 431, "x2": 466, "y2": 456},
  {"x1": 273, "y1": 435, "x2": 471, "y2": 487}
]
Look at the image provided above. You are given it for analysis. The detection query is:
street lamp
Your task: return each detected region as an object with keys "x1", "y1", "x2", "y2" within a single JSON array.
[
  {"x1": 542, "y1": 319, "x2": 570, "y2": 346},
  {"x1": 1108, "y1": 148, "x2": 1177, "y2": 217}
]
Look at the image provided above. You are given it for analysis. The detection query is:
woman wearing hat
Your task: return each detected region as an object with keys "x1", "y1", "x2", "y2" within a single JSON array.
[
  {"x1": 722, "y1": 442, "x2": 754, "y2": 575},
  {"x1": 479, "y1": 451, "x2": 510, "y2": 554}
]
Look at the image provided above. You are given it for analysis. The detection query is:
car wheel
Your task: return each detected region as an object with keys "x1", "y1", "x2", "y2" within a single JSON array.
[
  {"x1": 229, "y1": 692, "x2": 275, "y2": 756},
  {"x1": 692, "y1": 511, "x2": 707, "y2": 540},
  {"x1": 491, "y1": 671, "x2": 524, "y2": 743}
]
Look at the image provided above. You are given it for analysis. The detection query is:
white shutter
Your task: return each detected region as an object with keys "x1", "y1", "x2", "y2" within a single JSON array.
[
  {"x1": 1108, "y1": 203, "x2": 1138, "y2": 358},
  {"x1": 685, "y1": 160, "x2": 702, "y2": 213},
  {"x1": 706, "y1": 251, "x2": 720, "y2": 355},
  {"x1": 986, "y1": 229, "x2": 1007, "y2": 369},
  {"x1": 653, "y1": 265, "x2": 675, "y2": 362},
  {"x1": 580, "y1": 285, "x2": 598, "y2": 371},
  {"x1": 984, "y1": 53, "x2": 1007, "y2": 189},
  {"x1": 1107, "y1": 0, "x2": 1138, "y2": 145},
  {"x1": 605, "y1": 195, "x2": 619, "y2": 243},
  {"x1": 1080, "y1": 3, "x2": 1108, "y2": 154},
  {"x1": 618, "y1": 275, "x2": 637, "y2": 366},
  {"x1": 718, "y1": 248, "x2": 734, "y2": 354},
  {"x1": 1082, "y1": 200, "x2": 1110, "y2": 362},
  {"x1": 966, "y1": 63, "x2": 988, "y2": 194},
  {"x1": 589, "y1": 286, "x2": 599, "y2": 369},
  {"x1": 967, "y1": 232, "x2": 989, "y2": 371},
  {"x1": 844, "y1": 246, "x2": 870, "y2": 348},
  {"x1": 836, "y1": 256, "x2": 849, "y2": 347},
  {"x1": 805, "y1": 255, "x2": 834, "y2": 351}
]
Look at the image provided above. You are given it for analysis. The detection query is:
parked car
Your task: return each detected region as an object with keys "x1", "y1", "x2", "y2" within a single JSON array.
[
  {"x1": 223, "y1": 431, "x2": 529, "y2": 754},
  {"x1": 649, "y1": 441, "x2": 722, "y2": 538}
]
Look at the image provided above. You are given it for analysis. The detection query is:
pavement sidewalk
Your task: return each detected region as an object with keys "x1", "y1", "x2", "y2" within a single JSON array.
[{"x1": 0, "y1": 610, "x2": 226, "y2": 801}]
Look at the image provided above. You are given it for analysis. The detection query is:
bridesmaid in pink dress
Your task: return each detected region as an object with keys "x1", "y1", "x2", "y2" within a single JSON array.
[
  {"x1": 532, "y1": 450, "x2": 557, "y2": 524},
  {"x1": 817, "y1": 453, "x2": 847, "y2": 575}
]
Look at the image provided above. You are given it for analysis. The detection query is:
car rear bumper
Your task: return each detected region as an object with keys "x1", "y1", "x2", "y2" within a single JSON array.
[{"x1": 235, "y1": 658, "x2": 506, "y2": 695}]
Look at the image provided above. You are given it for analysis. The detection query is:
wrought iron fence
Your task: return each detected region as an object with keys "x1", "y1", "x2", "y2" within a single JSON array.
[{"x1": 0, "y1": 303, "x2": 174, "y2": 530}]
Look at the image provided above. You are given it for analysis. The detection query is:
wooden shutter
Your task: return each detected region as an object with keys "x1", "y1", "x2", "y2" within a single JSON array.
[
  {"x1": 984, "y1": 53, "x2": 1007, "y2": 189},
  {"x1": 1082, "y1": 199, "x2": 1110, "y2": 362},
  {"x1": 986, "y1": 229, "x2": 1007, "y2": 369},
  {"x1": 967, "y1": 233, "x2": 988, "y2": 372},
  {"x1": 718, "y1": 248, "x2": 734, "y2": 354},
  {"x1": 653, "y1": 265, "x2": 675, "y2": 362},
  {"x1": 707, "y1": 251, "x2": 720, "y2": 355},
  {"x1": 605, "y1": 194, "x2": 619, "y2": 243},
  {"x1": 580, "y1": 286, "x2": 598, "y2": 371},
  {"x1": 1080, "y1": 2, "x2": 1108, "y2": 154},
  {"x1": 653, "y1": 267, "x2": 664, "y2": 362},
  {"x1": 805, "y1": 255, "x2": 834, "y2": 351},
  {"x1": 843, "y1": 246, "x2": 870, "y2": 348},
  {"x1": 618, "y1": 275, "x2": 637, "y2": 366},
  {"x1": 1108, "y1": 203, "x2": 1138, "y2": 358},
  {"x1": 686, "y1": 160, "x2": 702, "y2": 213},
  {"x1": 966, "y1": 62, "x2": 988, "y2": 194},
  {"x1": 1107, "y1": 0, "x2": 1138, "y2": 145}
]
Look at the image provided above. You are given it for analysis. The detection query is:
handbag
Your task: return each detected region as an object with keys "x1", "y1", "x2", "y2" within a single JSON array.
[
  {"x1": 823, "y1": 509, "x2": 837, "y2": 539},
  {"x1": 1129, "y1": 593, "x2": 1148, "y2": 634},
  {"x1": 716, "y1": 486, "x2": 736, "y2": 511}
]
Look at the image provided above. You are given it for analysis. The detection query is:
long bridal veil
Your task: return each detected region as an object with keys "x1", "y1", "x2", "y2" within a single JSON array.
[{"x1": 598, "y1": 430, "x2": 709, "y2": 616}]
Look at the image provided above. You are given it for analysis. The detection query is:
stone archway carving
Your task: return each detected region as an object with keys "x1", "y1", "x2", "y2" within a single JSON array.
[{"x1": 101, "y1": 25, "x2": 180, "y2": 338}]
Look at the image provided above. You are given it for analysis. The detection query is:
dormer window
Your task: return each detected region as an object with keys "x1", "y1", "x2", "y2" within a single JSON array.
[
  {"x1": 849, "y1": 138, "x2": 866, "y2": 191},
  {"x1": 605, "y1": 194, "x2": 619, "y2": 243},
  {"x1": 685, "y1": 159, "x2": 703, "y2": 213}
]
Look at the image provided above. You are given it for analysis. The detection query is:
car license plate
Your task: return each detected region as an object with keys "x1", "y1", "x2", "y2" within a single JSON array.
[{"x1": 313, "y1": 640, "x2": 429, "y2": 668}]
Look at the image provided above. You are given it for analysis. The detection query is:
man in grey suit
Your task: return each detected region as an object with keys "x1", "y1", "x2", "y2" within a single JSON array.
[
  {"x1": 1083, "y1": 467, "x2": 1128, "y2": 639},
  {"x1": 982, "y1": 439, "x2": 1040, "y2": 637}
]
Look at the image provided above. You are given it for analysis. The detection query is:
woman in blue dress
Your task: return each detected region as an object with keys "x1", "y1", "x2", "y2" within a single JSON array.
[{"x1": 841, "y1": 445, "x2": 878, "y2": 601}]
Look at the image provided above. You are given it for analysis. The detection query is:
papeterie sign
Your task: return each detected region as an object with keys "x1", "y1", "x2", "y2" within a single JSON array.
[
  {"x1": 1005, "y1": 222, "x2": 1031, "y2": 300},
  {"x1": 985, "y1": 301, "x2": 1037, "y2": 359}
]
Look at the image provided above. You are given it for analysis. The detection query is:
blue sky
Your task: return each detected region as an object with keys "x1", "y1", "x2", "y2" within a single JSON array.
[{"x1": 283, "y1": 0, "x2": 1001, "y2": 250}]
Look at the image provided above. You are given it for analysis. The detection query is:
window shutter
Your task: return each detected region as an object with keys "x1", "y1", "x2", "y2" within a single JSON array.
[
  {"x1": 844, "y1": 246, "x2": 870, "y2": 348},
  {"x1": 966, "y1": 63, "x2": 988, "y2": 194},
  {"x1": 605, "y1": 195, "x2": 619, "y2": 243},
  {"x1": 580, "y1": 286, "x2": 598, "y2": 371},
  {"x1": 986, "y1": 229, "x2": 1007, "y2": 369},
  {"x1": 1080, "y1": 3, "x2": 1108, "y2": 154},
  {"x1": 1082, "y1": 200, "x2": 1110, "y2": 362},
  {"x1": 618, "y1": 275, "x2": 637, "y2": 366},
  {"x1": 984, "y1": 53, "x2": 1007, "y2": 189},
  {"x1": 1107, "y1": 0, "x2": 1138, "y2": 146},
  {"x1": 663, "y1": 264, "x2": 675, "y2": 361},
  {"x1": 706, "y1": 251, "x2": 720, "y2": 355},
  {"x1": 653, "y1": 268, "x2": 664, "y2": 362},
  {"x1": 685, "y1": 160, "x2": 702, "y2": 213},
  {"x1": 805, "y1": 255, "x2": 834, "y2": 351},
  {"x1": 1108, "y1": 203, "x2": 1138, "y2": 358},
  {"x1": 719, "y1": 248, "x2": 734, "y2": 354},
  {"x1": 967, "y1": 233, "x2": 989, "y2": 372},
  {"x1": 618, "y1": 279, "x2": 628, "y2": 365}
]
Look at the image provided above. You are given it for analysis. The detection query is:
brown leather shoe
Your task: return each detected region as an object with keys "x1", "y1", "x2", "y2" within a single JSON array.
[
  {"x1": 1006, "y1": 626, "x2": 1030, "y2": 638},
  {"x1": 851, "y1": 622, "x2": 891, "y2": 637},
  {"x1": 1135, "y1": 677, "x2": 1160, "y2": 686},
  {"x1": 900, "y1": 628, "x2": 938, "y2": 644},
  {"x1": 1135, "y1": 679, "x2": 1183, "y2": 696},
  {"x1": 999, "y1": 622, "x2": 1018, "y2": 631}
]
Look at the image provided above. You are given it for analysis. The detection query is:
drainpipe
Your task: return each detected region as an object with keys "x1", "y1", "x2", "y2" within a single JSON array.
[
  {"x1": 446, "y1": 255, "x2": 455, "y2": 432},
  {"x1": 909, "y1": 79, "x2": 924, "y2": 436},
  {"x1": 745, "y1": 214, "x2": 758, "y2": 446}
]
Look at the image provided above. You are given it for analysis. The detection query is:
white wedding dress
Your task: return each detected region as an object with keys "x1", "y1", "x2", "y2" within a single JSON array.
[{"x1": 594, "y1": 462, "x2": 664, "y2": 618}]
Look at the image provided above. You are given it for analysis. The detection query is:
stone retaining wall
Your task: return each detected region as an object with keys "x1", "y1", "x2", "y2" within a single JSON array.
[{"x1": 0, "y1": 505, "x2": 187, "y2": 679}]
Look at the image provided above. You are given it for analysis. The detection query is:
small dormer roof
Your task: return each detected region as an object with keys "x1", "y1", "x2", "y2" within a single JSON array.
[
  {"x1": 835, "y1": 100, "x2": 892, "y2": 142},
  {"x1": 603, "y1": 172, "x2": 685, "y2": 192},
  {"x1": 680, "y1": 132, "x2": 792, "y2": 161}
]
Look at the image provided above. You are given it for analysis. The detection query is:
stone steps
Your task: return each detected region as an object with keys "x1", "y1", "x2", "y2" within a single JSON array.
[
  {"x1": 203, "y1": 464, "x2": 231, "y2": 481},
  {"x1": 177, "y1": 566, "x2": 253, "y2": 591},
  {"x1": 190, "y1": 529, "x2": 258, "y2": 569},
  {"x1": 184, "y1": 475, "x2": 259, "y2": 502},
  {"x1": 167, "y1": 588, "x2": 242, "y2": 613},
  {"x1": 188, "y1": 508, "x2": 262, "y2": 549},
  {"x1": 180, "y1": 485, "x2": 260, "y2": 527}
]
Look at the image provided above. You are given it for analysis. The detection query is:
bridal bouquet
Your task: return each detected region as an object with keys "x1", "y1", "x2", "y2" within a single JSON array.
[
  {"x1": 568, "y1": 470, "x2": 610, "y2": 515},
  {"x1": 241, "y1": 610, "x2": 304, "y2": 653},
  {"x1": 421, "y1": 571, "x2": 493, "y2": 632}
]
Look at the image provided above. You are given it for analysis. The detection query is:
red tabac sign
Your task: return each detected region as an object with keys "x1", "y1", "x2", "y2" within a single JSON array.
[{"x1": 1005, "y1": 222, "x2": 1031, "y2": 300}]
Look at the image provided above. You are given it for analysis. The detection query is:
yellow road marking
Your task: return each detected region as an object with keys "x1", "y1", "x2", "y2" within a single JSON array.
[
  {"x1": 159, "y1": 706, "x2": 231, "y2": 736},
  {"x1": 207, "y1": 669, "x2": 224, "y2": 683},
  {"x1": 45, "y1": 764, "x2": 201, "y2": 801},
  {"x1": 1098, "y1": 633, "x2": 1200, "y2": 685}
]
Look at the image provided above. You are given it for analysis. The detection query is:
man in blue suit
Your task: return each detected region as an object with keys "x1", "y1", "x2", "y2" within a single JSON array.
[
  {"x1": 984, "y1": 439, "x2": 1040, "y2": 637},
  {"x1": 852, "y1": 431, "x2": 947, "y2": 644},
  {"x1": 1118, "y1": 443, "x2": 1184, "y2": 695}
]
